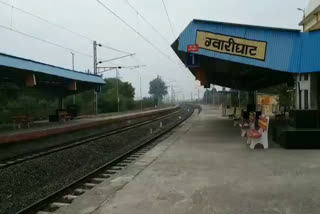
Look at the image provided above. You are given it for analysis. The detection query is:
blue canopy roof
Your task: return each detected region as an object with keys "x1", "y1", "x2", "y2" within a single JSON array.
[
  {"x1": 0, "y1": 53, "x2": 105, "y2": 84},
  {"x1": 175, "y1": 19, "x2": 320, "y2": 74}
]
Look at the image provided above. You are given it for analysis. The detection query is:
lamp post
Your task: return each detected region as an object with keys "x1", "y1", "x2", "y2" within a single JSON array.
[
  {"x1": 298, "y1": 8, "x2": 306, "y2": 31},
  {"x1": 126, "y1": 69, "x2": 143, "y2": 111},
  {"x1": 134, "y1": 70, "x2": 143, "y2": 111},
  {"x1": 297, "y1": 8, "x2": 306, "y2": 19},
  {"x1": 118, "y1": 68, "x2": 145, "y2": 111}
]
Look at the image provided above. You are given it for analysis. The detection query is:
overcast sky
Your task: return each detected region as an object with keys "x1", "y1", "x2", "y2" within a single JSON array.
[{"x1": 0, "y1": 0, "x2": 309, "y2": 100}]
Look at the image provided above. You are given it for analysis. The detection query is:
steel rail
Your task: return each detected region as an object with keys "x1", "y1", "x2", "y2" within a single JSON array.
[
  {"x1": 14, "y1": 106, "x2": 194, "y2": 214},
  {"x1": 0, "y1": 108, "x2": 181, "y2": 169}
]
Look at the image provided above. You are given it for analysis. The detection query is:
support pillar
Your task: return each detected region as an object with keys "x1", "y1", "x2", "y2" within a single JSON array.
[
  {"x1": 94, "y1": 91, "x2": 98, "y2": 114},
  {"x1": 25, "y1": 73, "x2": 37, "y2": 87},
  {"x1": 292, "y1": 73, "x2": 320, "y2": 129},
  {"x1": 59, "y1": 96, "x2": 65, "y2": 109},
  {"x1": 247, "y1": 91, "x2": 256, "y2": 112},
  {"x1": 296, "y1": 73, "x2": 318, "y2": 110}
]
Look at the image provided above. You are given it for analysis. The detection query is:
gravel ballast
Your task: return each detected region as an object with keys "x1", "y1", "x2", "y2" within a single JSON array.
[{"x1": 0, "y1": 108, "x2": 192, "y2": 214}]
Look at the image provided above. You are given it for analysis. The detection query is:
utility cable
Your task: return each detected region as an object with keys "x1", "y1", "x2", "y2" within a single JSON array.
[
  {"x1": 98, "y1": 53, "x2": 136, "y2": 64},
  {"x1": 0, "y1": 24, "x2": 93, "y2": 58},
  {"x1": 0, "y1": 0, "x2": 132, "y2": 55},
  {"x1": 161, "y1": 0, "x2": 175, "y2": 38},
  {"x1": 95, "y1": 0, "x2": 175, "y2": 63},
  {"x1": 126, "y1": 0, "x2": 171, "y2": 44},
  {"x1": 98, "y1": 44, "x2": 133, "y2": 55}
]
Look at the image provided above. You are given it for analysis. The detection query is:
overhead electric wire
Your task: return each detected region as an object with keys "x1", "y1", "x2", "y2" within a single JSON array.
[
  {"x1": 126, "y1": 0, "x2": 171, "y2": 44},
  {"x1": 97, "y1": 64, "x2": 145, "y2": 74},
  {"x1": 99, "y1": 44, "x2": 133, "y2": 55},
  {"x1": 0, "y1": 0, "x2": 132, "y2": 55},
  {"x1": 0, "y1": 24, "x2": 93, "y2": 58},
  {"x1": 95, "y1": 0, "x2": 176, "y2": 63},
  {"x1": 0, "y1": 0, "x2": 92, "y2": 41},
  {"x1": 126, "y1": 0, "x2": 186, "y2": 70},
  {"x1": 98, "y1": 53, "x2": 136, "y2": 64},
  {"x1": 161, "y1": 0, "x2": 175, "y2": 38}
]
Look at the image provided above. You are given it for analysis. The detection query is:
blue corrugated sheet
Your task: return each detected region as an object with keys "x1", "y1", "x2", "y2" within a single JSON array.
[
  {"x1": 177, "y1": 19, "x2": 320, "y2": 74},
  {"x1": 0, "y1": 53, "x2": 105, "y2": 84}
]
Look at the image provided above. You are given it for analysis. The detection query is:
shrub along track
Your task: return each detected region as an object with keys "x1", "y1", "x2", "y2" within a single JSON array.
[{"x1": 0, "y1": 105, "x2": 195, "y2": 214}]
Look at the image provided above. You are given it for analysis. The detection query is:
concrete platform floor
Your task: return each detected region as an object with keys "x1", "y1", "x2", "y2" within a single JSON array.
[
  {"x1": 60, "y1": 105, "x2": 320, "y2": 214},
  {"x1": 0, "y1": 106, "x2": 176, "y2": 146},
  {"x1": 0, "y1": 107, "x2": 172, "y2": 138}
]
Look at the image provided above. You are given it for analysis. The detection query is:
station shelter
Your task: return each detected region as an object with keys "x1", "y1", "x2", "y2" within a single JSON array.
[
  {"x1": 172, "y1": 19, "x2": 320, "y2": 148},
  {"x1": 0, "y1": 53, "x2": 105, "y2": 118}
]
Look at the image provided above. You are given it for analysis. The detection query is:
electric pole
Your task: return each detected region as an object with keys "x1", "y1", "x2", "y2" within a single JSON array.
[
  {"x1": 93, "y1": 41, "x2": 98, "y2": 115},
  {"x1": 140, "y1": 75, "x2": 142, "y2": 111},
  {"x1": 71, "y1": 52, "x2": 75, "y2": 70},
  {"x1": 93, "y1": 41, "x2": 97, "y2": 75},
  {"x1": 71, "y1": 52, "x2": 76, "y2": 105},
  {"x1": 116, "y1": 69, "x2": 120, "y2": 113},
  {"x1": 171, "y1": 86, "x2": 174, "y2": 104}
]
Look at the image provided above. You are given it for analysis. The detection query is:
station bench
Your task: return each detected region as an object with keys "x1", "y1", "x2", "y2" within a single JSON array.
[
  {"x1": 12, "y1": 115, "x2": 33, "y2": 129},
  {"x1": 239, "y1": 112, "x2": 256, "y2": 137},
  {"x1": 57, "y1": 110, "x2": 72, "y2": 122},
  {"x1": 247, "y1": 115, "x2": 270, "y2": 149}
]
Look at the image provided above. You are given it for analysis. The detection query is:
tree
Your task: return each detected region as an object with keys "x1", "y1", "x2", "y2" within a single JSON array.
[
  {"x1": 0, "y1": 77, "x2": 137, "y2": 123},
  {"x1": 97, "y1": 78, "x2": 135, "y2": 113},
  {"x1": 148, "y1": 77, "x2": 168, "y2": 104},
  {"x1": 0, "y1": 83, "x2": 20, "y2": 106},
  {"x1": 120, "y1": 82, "x2": 135, "y2": 99}
]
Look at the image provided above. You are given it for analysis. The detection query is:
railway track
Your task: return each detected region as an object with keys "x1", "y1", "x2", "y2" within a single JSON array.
[
  {"x1": 0, "y1": 108, "x2": 182, "y2": 169},
  {"x1": 7, "y1": 105, "x2": 195, "y2": 214}
]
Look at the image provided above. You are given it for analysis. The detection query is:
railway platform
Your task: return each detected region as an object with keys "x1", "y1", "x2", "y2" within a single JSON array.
[
  {"x1": 56, "y1": 105, "x2": 320, "y2": 214},
  {"x1": 0, "y1": 106, "x2": 178, "y2": 162},
  {"x1": 0, "y1": 107, "x2": 177, "y2": 144}
]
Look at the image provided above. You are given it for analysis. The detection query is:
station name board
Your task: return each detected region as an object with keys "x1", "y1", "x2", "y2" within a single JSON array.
[{"x1": 196, "y1": 31, "x2": 267, "y2": 61}]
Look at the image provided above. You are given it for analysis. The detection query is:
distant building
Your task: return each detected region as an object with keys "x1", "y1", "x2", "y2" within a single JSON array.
[{"x1": 300, "y1": 0, "x2": 320, "y2": 31}]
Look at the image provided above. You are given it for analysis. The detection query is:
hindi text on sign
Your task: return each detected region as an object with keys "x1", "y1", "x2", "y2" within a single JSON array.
[{"x1": 196, "y1": 31, "x2": 267, "y2": 61}]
